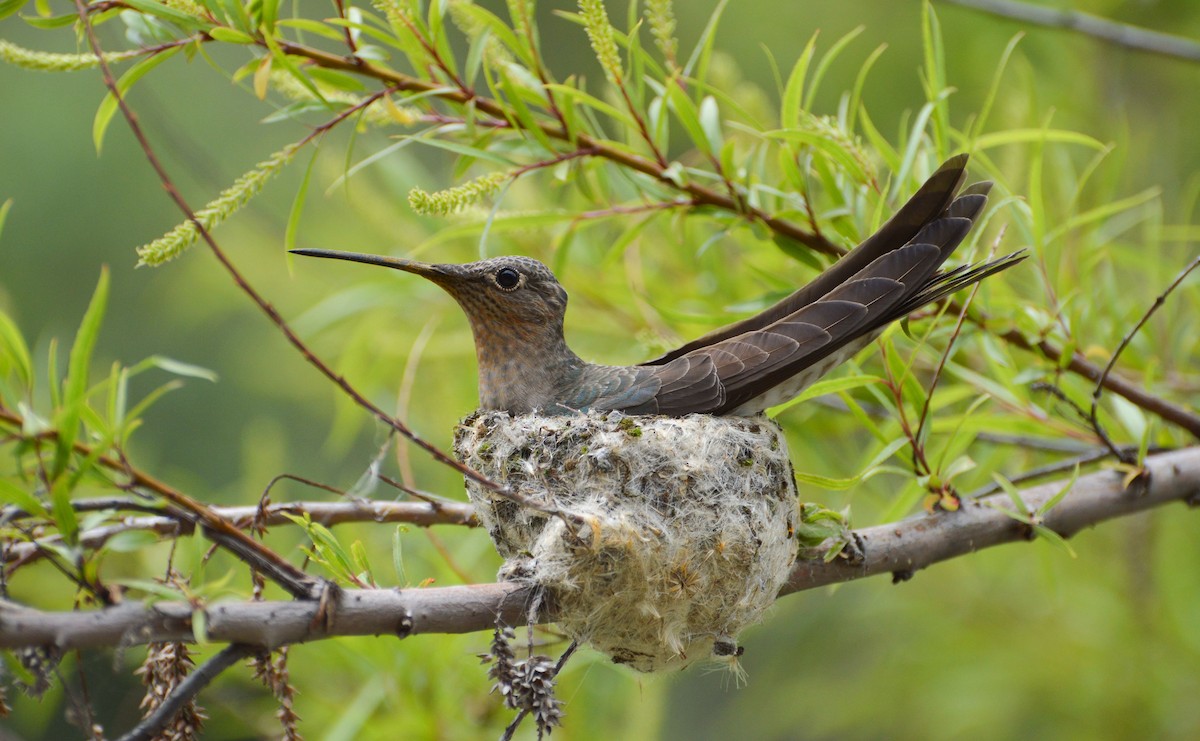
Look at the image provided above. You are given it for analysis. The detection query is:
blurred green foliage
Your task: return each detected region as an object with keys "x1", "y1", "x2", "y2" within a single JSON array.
[{"x1": 1, "y1": 1, "x2": 1199, "y2": 739}]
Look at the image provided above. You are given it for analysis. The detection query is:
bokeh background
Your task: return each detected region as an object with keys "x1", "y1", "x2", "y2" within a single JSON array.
[{"x1": 2, "y1": 1, "x2": 1199, "y2": 739}]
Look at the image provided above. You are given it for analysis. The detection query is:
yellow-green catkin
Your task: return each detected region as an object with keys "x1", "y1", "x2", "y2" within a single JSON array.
[
  {"x1": 372, "y1": 0, "x2": 415, "y2": 33},
  {"x1": 578, "y1": 0, "x2": 622, "y2": 82},
  {"x1": 645, "y1": 0, "x2": 677, "y2": 67},
  {"x1": 506, "y1": 0, "x2": 534, "y2": 41},
  {"x1": 408, "y1": 171, "x2": 509, "y2": 216},
  {"x1": 136, "y1": 144, "x2": 299, "y2": 266},
  {"x1": 447, "y1": 0, "x2": 513, "y2": 66},
  {"x1": 0, "y1": 40, "x2": 141, "y2": 72},
  {"x1": 162, "y1": 0, "x2": 204, "y2": 15}
]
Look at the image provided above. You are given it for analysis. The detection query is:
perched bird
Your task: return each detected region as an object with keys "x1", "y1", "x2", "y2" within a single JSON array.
[{"x1": 293, "y1": 154, "x2": 1023, "y2": 416}]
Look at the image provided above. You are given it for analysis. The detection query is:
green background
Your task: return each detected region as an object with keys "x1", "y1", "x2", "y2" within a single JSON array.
[{"x1": 2, "y1": 1, "x2": 1199, "y2": 739}]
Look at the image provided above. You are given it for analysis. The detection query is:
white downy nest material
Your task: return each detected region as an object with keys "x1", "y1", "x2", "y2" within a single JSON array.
[{"x1": 454, "y1": 411, "x2": 799, "y2": 673}]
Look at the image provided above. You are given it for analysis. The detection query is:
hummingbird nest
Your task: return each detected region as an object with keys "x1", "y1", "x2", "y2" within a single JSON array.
[{"x1": 454, "y1": 411, "x2": 799, "y2": 673}]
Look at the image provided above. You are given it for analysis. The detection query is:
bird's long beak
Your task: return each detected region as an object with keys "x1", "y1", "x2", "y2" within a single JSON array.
[{"x1": 290, "y1": 248, "x2": 454, "y2": 282}]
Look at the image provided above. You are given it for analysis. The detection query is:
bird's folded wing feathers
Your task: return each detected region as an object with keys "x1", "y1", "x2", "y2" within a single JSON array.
[{"x1": 641, "y1": 154, "x2": 972, "y2": 366}]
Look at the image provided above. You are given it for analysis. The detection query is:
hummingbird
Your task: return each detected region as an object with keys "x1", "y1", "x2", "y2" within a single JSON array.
[{"x1": 293, "y1": 155, "x2": 1023, "y2": 416}]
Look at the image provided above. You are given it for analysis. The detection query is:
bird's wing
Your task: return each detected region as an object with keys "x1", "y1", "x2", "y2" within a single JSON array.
[
  {"x1": 563, "y1": 356, "x2": 726, "y2": 415},
  {"x1": 704, "y1": 188, "x2": 1001, "y2": 414},
  {"x1": 642, "y1": 154, "x2": 971, "y2": 366}
]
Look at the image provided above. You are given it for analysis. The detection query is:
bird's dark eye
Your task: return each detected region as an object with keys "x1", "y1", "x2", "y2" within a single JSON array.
[{"x1": 494, "y1": 267, "x2": 521, "y2": 290}]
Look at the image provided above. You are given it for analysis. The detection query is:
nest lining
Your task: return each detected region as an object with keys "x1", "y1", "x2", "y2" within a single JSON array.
[{"x1": 454, "y1": 411, "x2": 799, "y2": 673}]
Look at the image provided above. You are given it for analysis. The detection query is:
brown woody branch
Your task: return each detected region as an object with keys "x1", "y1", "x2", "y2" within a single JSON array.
[{"x1": 5, "y1": 446, "x2": 1196, "y2": 651}]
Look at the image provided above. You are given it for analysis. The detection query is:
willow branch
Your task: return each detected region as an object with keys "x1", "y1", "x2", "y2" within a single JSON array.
[
  {"x1": 271, "y1": 40, "x2": 843, "y2": 258},
  {"x1": 5, "y1": 446, "x2": 1196, "y2": 651},
  {"x1": 936, "y1": 0, "x2": 1200, "y2": 64}
]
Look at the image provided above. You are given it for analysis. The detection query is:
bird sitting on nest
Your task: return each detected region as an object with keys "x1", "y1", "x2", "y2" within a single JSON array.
[{"x1": 294, "y1": 154, "x2": 1023, "y2": 416}]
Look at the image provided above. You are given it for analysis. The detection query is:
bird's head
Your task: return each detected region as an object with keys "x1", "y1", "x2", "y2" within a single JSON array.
[{"x1": 290, "y1": 249, "x2": 570, "y2": 335}]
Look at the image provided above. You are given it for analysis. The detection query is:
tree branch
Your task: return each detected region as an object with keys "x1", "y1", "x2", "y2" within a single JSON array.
[
  {"x1": 4, "y1": 499, "x2": 478, "y2": 566},
  {"x1": 5, "y1": 447, "x2": 1196, "y2": 651},
  {"x1": 936, "y1": 0, "x2": 1200, "y2": 64}
]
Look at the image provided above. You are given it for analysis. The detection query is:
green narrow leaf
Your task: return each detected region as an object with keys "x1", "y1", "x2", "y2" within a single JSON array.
[
  {"x1": 991, "y1": 473, "x2": 1029, "y2": 520},
  {"x1": 0, "y1": 0, "x2": 29, "y2": 21},
  {"x1": 803, "y1": 25, "x2": 863, "y2": 111},
  {"x1": 781, "y1": 31, "x2": 818, "y2": 129},
  {"x1": 1032, "y1": 525, "x2": 1077, "y2": 558},
  {"x1": 93, "y1": 47, "x2": 182, "y2": 154},
  {"x1": 350, "y1": 540, "x2": 375, "y2": 584},
  {"x1": 683, "y1": 0, "x2": 728, "y2": 87},
  {"x1": 207, "y1": 26, "x2": 255, "y2": 44},
  {"x1": 0, "y1": 310, "x2": 32, "y2": 388},
  {"x1": 410, "y1": 133, "x2": 518, "y2": 166},
  {"x1": 920, "y1": 1, "x2": 949, "y2": 158},
  {"x1": 145, "y1": 355, "x2": 218, "y2": 382},
  {"x1": 847, "y1": 43, "x2": 886, "y2": 135},
  {"x1": 259, "y1": 0, "x2": 279, "y2": 33},
  {"x1": 968, "y1": 32, "x2": 1022, "y2": 143},
  {"x1": 768, "y1": 374, "x2": 884, "y2": 416},
  {"x1": 51, "y1": 268, "x2": 108, "y2": 481},
  {"x1": 276, "y1": 18, "x2": 347, "y2": 41},
  {"x1": 392, "y1": 525, "x2": 407, "y2": 585},
  {"x1": 544, "y1": 82, "x2": 638, "y2": 130},
  {"x1": 497, "y1": 64, "x2": 554, "y2": 151},
  {"x1": 0, "y1": 197, "x2": 12, "y2": 240},
  {"x1": 286, "y1": 148, "x2": 319, "y2": 252},
  {"x1": 261, "y1": 31, "x2": 326, "y2": 104},
  {"x1": 1038, "y1": 463, "x2": 1080, "y2": 517},
  {"x1": 48, "y1": 476, "x2": 79, "y2": 547},
  {"x1": 698, "y1": 95, "x2": 723, "y2": 153},
  {"x1": 665, "y1": 81, "x2": 708, "y2": 154},
  {"x1": 122, "y1": 0, "x2": 206, "y2": 28},
  {"x1": 0, "y1": 479, "x2": 49, "y2": 518}
]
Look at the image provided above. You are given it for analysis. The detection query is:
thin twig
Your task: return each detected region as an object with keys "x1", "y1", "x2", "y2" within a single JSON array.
[
  {"x1": 1090, "y1": 253, "x2": 1200, "y2": 458},
  {"x1": 915, "y1": 228, "x2": 1005, "y2": 456},
  {"x1": 937, "y1": 0, "x2": 1200, "y2": 64},
  {"x1": 117, "y1": 644, "x2": 257, "y2": 741}
]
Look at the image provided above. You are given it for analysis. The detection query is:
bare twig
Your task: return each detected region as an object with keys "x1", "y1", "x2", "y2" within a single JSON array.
[
  {"x1": 937, "y1": 0, "x2": 1200, "y2": 64},
  {"x1": 5, "y1": 446, "x2": 1198, "y2": 651},
  {"x1": 1090, "y1": 254, "x2": 1200, "y2": 457},
  {"x1": 4, "y1": 499, "x2": 478, "y2": 566},
  {"x1": 117, "y1": 644, "x2": 257, "y2": 741}
]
